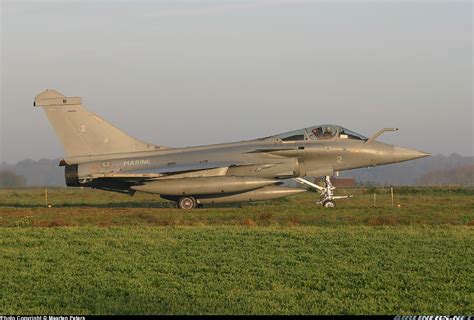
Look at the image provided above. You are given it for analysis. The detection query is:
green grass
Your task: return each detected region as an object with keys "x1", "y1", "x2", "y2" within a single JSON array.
[
  {"x1": 1, "y1": 226, "x2": 473, "y2": 315},
  {"x1": 0, "y1": 187, "x2": 473, "y2": 227},
  {"x1": 0, "y1": 187, "x2": 473, "y2": 314}
]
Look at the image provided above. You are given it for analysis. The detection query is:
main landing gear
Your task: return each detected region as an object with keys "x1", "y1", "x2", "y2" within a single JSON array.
[
  {"x1": 294, "y1": 176, "x2": 353, "y2": 208},
  {"x1": 176, "y1": 196, "x2": 203, "y2": 209},
  {"x1": 177, "y1": 196, "x2": 197, "y2": 209}
]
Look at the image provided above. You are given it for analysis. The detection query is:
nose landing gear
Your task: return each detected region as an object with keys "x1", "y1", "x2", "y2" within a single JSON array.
[{"x1": 294, "y1": 176, "x2": 352, "y2": 208}]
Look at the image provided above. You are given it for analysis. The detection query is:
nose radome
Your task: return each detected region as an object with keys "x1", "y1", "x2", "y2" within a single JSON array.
[{"x1": 393, "y1": 147, "x2": 430, "y2": 162}]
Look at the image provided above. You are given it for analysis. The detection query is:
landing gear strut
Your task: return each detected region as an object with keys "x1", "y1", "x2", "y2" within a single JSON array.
[{"x1": 294, "y1": 176, "x2": 352, "y2": 208}]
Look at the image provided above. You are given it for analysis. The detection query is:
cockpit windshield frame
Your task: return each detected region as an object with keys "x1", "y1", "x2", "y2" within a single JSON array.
[{"x1": 338, "y1": 127, "x2": 368, "y2": 141}]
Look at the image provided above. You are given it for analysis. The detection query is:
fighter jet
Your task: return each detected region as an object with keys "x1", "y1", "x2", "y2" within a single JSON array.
[{"x1": 34, "y1": 89, "x2": 430, "y2": 209}]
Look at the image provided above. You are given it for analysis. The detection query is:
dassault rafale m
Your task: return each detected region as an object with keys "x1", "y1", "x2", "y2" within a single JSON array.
[{"x1": 34, "y1": 89, "x2": 430, "y2": 209}]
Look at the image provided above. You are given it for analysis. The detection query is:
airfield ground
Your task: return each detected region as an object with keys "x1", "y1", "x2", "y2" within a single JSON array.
[{"x1": 0, "y1": 187, "x2": 473, "y2": 314}]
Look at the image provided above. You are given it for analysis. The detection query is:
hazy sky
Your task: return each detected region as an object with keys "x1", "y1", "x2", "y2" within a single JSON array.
[{"x1": 1, "y1": 0, "x2": 472, "y2": 163}]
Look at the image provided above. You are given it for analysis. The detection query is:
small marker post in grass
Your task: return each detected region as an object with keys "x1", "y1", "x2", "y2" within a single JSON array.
[
  {"x1": 391, "y1": 187, "x2": 394, "y2": 207},
  {"x1": 45, "y1": 188, "x2": 52, "y2": 208}
]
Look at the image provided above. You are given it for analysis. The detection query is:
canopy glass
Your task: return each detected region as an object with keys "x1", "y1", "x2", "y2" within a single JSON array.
[{"x1": 277, "y1": 125, "x2": 368, "y2": 142}]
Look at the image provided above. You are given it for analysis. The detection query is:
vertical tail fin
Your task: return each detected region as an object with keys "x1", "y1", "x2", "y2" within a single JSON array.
[{"x1": 34, "y1": 89, "x2": 167, "y2": 157}]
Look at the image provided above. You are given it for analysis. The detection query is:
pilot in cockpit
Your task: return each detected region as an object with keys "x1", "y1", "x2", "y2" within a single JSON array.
[
  {"x1": 308, "y1": 125, "x2": 339, "y2": 140},
  {"x1": 312, "y1": 127, "x2": 322, "y2": 138},
  {"x1": 323, "y1": 127, "x2": 333, "y2": 138}
]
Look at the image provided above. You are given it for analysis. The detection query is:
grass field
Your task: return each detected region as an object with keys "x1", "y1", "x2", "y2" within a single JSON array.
[{"x1": 1, "y1": 187, "x2": 473, "y2": 314}]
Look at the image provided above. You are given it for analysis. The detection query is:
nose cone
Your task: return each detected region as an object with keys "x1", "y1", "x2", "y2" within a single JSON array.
[{"x1": 392, "y1": 147, "x2": 430, "y2": 163}]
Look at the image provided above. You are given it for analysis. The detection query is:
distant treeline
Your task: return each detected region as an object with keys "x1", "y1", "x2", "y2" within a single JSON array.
[
  {"x1": 1, "y1": 154, "x2": 473, "y2": 187},
  {"x1": 0, "y1": 158, "x2": 64, "y2": 187},
  {"x1": 0, "y1": 170, "x2": 27, "y2": 187},
  {"x1": 418, "y1": 164, "x2": 474, "y2": 186},
  {"x1": 341, "y1": 153, "x2": 473, "y2": 186}
]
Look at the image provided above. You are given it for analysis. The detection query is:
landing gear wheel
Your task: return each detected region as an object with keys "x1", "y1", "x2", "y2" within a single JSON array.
[
  {"x1": 323, "y1": 200, "x2": 336, "y2": 208},
  {"x1": 177, "y1": 196, "x2": 196, "y2": 209}
]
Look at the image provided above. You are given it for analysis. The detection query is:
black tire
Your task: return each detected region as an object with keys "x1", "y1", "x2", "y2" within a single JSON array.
[
  {"x1": 322, "y1": 200, "x2": 336, "y2": 208},
  {"x1": 177, "y1": 196, "x2": 196, "y2": 209}
]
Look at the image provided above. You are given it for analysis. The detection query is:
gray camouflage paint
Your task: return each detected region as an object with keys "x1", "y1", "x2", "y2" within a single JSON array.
[{"x1": 35, "y1": 89, "x2": 429, "y2": 206}]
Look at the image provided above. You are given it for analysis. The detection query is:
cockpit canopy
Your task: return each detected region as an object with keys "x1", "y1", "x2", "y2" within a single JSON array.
[{"x1": 277, "y1": 125, "x2": 367, "y2": 142}]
